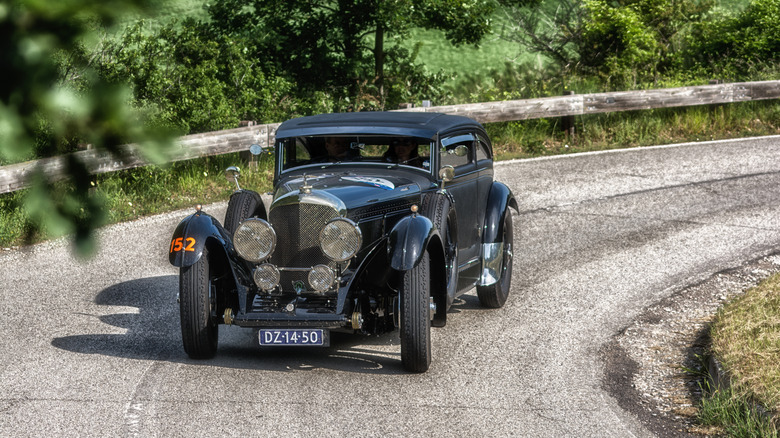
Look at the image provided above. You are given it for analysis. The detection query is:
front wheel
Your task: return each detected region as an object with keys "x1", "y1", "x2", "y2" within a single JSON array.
[
  {"x1": 400, "y1": 250, "x2": 432, "y2": 373},
  {"x1": 477, "y1": 211, "x2": 514, "y2": 308},
  {"x1": 180, "y1": 247, "x2": 218, "y2": 358}
]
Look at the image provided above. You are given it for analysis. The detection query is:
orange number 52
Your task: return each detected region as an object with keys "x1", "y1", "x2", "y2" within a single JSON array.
[{"x1": 170, "y1": 237, "x2": 196, "y2": 253}]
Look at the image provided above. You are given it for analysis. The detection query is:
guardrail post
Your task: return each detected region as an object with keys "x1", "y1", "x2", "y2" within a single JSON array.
[{"x1": 562, "y1": 90, "x2": 576, "y2": 139}]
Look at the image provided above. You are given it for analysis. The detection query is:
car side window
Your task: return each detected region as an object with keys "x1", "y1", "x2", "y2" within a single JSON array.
[
  {"x1": 476, "y1": 133, "x2": 491, "y2": 162},
  {"x1": 296, "y1": 139, "x2": 312, "y2": 161},
  {"x1": 281, "y1": 138, "x2": 313, "y2": 170},
  {"x1": 440, "y1": 133, "x2": 474, "y2": 169}
]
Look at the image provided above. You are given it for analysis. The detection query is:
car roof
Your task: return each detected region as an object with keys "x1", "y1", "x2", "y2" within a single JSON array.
[{"x1": 275, "y1": 111, "x2": 483, "y2": 140}]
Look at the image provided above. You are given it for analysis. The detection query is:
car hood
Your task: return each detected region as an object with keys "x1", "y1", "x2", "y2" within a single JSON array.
[{"x1": 272, "y1": 172, "x2": 423, "y2": 212}]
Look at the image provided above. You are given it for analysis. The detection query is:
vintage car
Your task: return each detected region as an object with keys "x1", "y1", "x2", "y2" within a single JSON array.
[{"x1": 168, "y1": 111, "x2": 518, "y2": 372}]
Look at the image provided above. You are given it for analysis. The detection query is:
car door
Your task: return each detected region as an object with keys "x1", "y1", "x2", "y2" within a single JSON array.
[
  {"x1": 475, "y1": 130, "x2": 494, "y2": 224},
  {"x1": 439, "y1": 132, "x2": 481, "y2": 287}
]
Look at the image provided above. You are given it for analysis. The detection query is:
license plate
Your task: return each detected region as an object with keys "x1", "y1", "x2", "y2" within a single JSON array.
[{"x1": 259, "y1": 329, "x2": 328, "y2": 346}]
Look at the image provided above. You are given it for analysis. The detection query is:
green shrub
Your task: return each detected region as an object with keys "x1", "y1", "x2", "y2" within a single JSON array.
[{"x1": 686, "y1": 0, "x2": 780, "y2": 79}]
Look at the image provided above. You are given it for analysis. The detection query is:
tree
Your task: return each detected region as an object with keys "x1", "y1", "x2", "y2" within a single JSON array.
[
  {"x1": 496, "y1": 0, "x2": 584, "y2": 79},
  {"x1": 497, "y1": 0, "x2": 713, "y2": 89},
  {"x1": 0, "y1": 1, "x2": 172, "y2": 255},
  {"x1": 581, "y1": 0, "x2": 660, "y2": 87},
  {"x1": 96, "y1": 19, "x2": 309, "y2": 134},
  {"x1": 205, "y1": 0, "x2": 495, "y2": 108}
]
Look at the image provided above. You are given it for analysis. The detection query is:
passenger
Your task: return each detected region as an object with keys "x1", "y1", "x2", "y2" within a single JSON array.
[
  {"x1": 324, "y1": 137, "x2": 351, "y2": 161},
  {"x1": 384, "y1": 138, "x2": 423, "y2": 167}
]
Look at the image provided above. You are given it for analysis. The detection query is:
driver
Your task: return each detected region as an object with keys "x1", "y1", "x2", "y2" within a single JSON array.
[{"x1": 384, "y1": 138, "x2": 422, "y2": 167}]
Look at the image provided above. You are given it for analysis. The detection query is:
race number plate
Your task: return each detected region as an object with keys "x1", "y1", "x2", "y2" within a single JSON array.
[{"x1": 259, "y1": 329, "x2": 329, "y2": 346}]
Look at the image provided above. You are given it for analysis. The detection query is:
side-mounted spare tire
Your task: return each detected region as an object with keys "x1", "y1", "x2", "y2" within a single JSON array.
[
  {"x1": 224, "y1": 189, "x2": 266, "y2": 235},
  {"x1": 420, "y1": 192, "x2": 457, "y2": 327}
]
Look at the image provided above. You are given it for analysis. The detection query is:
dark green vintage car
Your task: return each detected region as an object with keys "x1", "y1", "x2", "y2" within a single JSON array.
[{"x1": 169, "y1": 111, "x2": 517, "y2": 372}]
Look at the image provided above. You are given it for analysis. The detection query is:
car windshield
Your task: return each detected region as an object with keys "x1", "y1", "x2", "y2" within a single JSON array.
[{"x1": 278, "y1": 135, "x2": 432, "y2": 172}]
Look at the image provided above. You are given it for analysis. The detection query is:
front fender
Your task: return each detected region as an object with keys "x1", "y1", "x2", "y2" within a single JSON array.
[
  {"x1": 168, "y1": 212, "x2": 231, "y2": 268},
  {"x1": 482, "y1": 181, "x2": 518, "y2": 245},
  {"x1": 479, "y1": 182, "x2": 519, "y2": 286},
  {"x1": 388, "y1": 214, "x2": 436, "y2": 271}
]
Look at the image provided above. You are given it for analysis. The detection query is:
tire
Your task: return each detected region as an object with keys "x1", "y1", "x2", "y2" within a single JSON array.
[
  {"x1": 400, "y1": 250, "x2": 432, "y2": 373},
  {"x1": 420, "y1": 193, "x2": 457, "y2": 327},
  {"x1": 180, "y1": 247, "x2": 218, "y2": 359},
  {"x1": 477, "y1": 210, "x2": 513, "y2": 308},
  {"x1": 224, "y1": 190, "x2": 264, "y2": 236}
]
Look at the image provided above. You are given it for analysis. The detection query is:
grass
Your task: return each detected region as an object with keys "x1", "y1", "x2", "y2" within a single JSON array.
[
  {"x1": 702, "y1": 273, "x2": 780, "y2": 436},
  {"x1": 94, "y1": 154, "x2": 273, "y2": 224},
  {"x1": 697, "y1": 382, "x2": 778, "y2": 437},
  {"x1": 406, "y1": 26, "x2": 532, "y2": 86},
  {"x1": 486, "y1": 99, "x2": 780, "y2": 160},
  {"x1": 120, "y1": 0, "x2": 207, "y2": 25}
]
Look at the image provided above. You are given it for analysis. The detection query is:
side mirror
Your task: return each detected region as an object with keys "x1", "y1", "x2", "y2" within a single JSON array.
[
  {"x1": 442, "y1": 144, "x2": 469, "y2": 157},
  {"x1": 250, "y1": 144, "x2": 274, "y2": 155},
  {"x1": 438, "y1": 165, "x2": 455, "y2": 191},
  {"x1": 225, "y1": 166, "x2": 241, "y2": 191},
  {"x1": 438, "y1": 165, "x2": 455, "y2": 182}
]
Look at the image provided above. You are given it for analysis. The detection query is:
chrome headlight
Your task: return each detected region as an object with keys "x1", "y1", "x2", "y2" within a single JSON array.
[
  {"x1": 254, "y1": 263, "x2": 280, "y2": 291},
  {"x1": 234, "y1": 218, "x2": 276, "y2": 262},
  {"x1": 319, "y1": 218, "x2": 361, "y2": 262},
  {"x1": 308, "y1": 264, "x2": 335, "y2": 292}
]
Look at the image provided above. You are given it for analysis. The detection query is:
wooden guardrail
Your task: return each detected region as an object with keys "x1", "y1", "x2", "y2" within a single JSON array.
[
  {"x1": 397, "y1": 80, "x2": 780, "y2": 121},
  {"x1": 0, "y1": 124, "x2": 280, "y2": 195},
  {"x1": 1, "y1": 80, "x2": 779, "y2": 194}
]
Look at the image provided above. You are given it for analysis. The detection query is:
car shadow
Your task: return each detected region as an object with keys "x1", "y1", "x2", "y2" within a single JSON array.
[
  {"x1": 448, "y1": 293, "x2": 482, "y2": 311},
  {"x1": 50, "y1": 276, "x2": 427, "y2": 375}
]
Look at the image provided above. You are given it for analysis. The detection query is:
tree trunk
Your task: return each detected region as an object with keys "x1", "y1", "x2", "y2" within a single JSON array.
[{"x1": 374, "y1": 23, "x2": 385, "y2": 108}]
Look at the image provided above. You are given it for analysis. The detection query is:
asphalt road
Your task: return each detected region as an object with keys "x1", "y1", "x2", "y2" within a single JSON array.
[{"x1": 1, "y1": 136, "x2": 779, "y2": 437}]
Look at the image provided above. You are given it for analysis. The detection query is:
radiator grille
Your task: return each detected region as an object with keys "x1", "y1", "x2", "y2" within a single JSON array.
[{"x1": 269, "y1": 202, "x2": 339, "y2": 293}]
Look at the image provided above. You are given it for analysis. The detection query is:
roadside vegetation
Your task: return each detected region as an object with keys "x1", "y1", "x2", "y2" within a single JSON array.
[{"x1": 694, "y1": 274, "x2": 780, "y2": 436}]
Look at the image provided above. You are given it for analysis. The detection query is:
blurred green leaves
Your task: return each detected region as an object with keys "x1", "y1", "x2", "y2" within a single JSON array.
[{"x1": 0, "y1": 0, "x2": 174, "y2": 256}]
